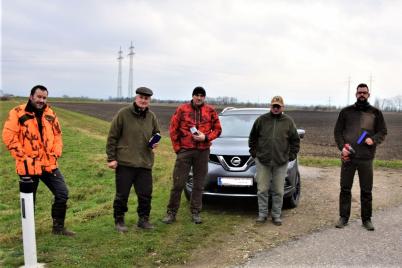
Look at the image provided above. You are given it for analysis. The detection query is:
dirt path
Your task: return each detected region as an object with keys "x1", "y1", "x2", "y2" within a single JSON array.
[{"x1": 179, "y1": 166, "x2": 402, "y2": 268}]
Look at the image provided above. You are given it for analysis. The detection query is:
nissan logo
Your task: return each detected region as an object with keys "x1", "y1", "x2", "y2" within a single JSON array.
[{"x1": 230, "y1": 157, "x2": 241, "y2": 166}]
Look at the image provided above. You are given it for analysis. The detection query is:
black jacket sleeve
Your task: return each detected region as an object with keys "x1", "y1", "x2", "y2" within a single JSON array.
[
  {"x1": 334, "y1": 109, "x2": 346, "y2": 151},
  {"x1": 248, "y1": 118, "x2": 259, "y2": 158}
]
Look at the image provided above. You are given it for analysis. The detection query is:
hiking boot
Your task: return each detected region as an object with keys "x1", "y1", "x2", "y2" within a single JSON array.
[
  {"x1": 272, "y1": 217, "x2": 282, "y2": 226},
  {"x1": 255, "y1": 216, "x2": 267, "y2": 223},
  {"x1": 115, "y1": 216, "x2": 128, "y2": 233},
  {"x1": 137, "y1": 217, "x2": 154, "y2": 230},
  {"x1": 162, "y1": 211, "x2": 176, "y2": 224},
  {"x1": 52, "y1": 218, "x2": 76, "y2": 237},
  {"x1": 335, "y1": 217, "x2": 348, "y2": 228},
  {"x1": 362, "y1": 219, "x2": 375, "y2": 231},
  {"x1": 192, "y1": 213, "x2": 202, "y2": 224}
]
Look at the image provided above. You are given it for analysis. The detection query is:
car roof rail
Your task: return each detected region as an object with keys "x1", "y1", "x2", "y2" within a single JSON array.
[{"x1": 221, "y1": 107, "x2": 236, "y2": 113}]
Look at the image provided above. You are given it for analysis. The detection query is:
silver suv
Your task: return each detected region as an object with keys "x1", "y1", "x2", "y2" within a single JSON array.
[{"x1": 185, "y1": 107, "x2": 305, "y2": 208}]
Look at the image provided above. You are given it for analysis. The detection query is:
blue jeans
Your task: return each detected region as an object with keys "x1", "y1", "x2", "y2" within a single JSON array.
[{"x1": 255, "y1": 158, "x2": 288, "y2": 219}]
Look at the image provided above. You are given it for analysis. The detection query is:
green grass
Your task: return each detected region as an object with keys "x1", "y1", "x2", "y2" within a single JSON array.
[
  {"x1": 299, "y1": 156, "x2": 402, "y2": 169},
  {"x1": 1, "y1": 99, "x2": 401, "y2": 267},
  {"x1": 0, "y1": 100, "x2": 247, "y2": 267}
]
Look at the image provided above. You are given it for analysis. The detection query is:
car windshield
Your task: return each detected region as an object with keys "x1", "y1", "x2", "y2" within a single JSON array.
[{"x1": 219, "y1": 114, "x2": 261, "y2": 137}]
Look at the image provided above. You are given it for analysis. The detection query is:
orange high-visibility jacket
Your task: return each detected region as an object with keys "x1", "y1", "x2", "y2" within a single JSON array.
[{"x1": 2, "y1": 103, "x2": 63, "y2": 175}]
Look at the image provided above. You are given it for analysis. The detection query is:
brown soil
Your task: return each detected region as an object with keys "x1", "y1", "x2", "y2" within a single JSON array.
[
  {"x1": 179, "y1": 166, "x2": 402, "y2": 268},
  {"x1": 52, "y1": 102, "x2": 402, "y2": 160}
]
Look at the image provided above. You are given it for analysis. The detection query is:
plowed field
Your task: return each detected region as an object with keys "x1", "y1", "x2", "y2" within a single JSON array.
[{"x1": 52, "y1": 102, "x2": 402, "y2": 160}]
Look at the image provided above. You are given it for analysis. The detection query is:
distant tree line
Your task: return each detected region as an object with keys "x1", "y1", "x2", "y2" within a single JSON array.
[
  {"x1": 374, "y1": 96, "x2": 402, "y2": 112},
  {"x1": 3, "y1": 91, "x2": 400, "y2": 112}
]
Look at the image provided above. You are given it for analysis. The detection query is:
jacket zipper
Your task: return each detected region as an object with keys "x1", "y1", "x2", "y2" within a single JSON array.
[
  {"x1": 271, "y1": 117, "x2": 277, "y2": 165},
  {"x1": 194, "y1": 106, "x2": 201, "y2": 148}
]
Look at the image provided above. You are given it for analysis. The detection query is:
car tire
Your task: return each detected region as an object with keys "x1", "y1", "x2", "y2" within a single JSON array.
[{"x1": 284, "y1": 172, "x2": 301, "y2": 208}]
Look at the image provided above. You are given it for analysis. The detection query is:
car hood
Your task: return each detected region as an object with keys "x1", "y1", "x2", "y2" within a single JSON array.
[{"x1": 211, "y1": 137, "x2": 250, "y2": 155}]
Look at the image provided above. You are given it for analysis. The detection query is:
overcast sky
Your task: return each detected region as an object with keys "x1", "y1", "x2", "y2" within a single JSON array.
[{"x1": 2, "y1": 0, "x2": 402, "y2": 106}]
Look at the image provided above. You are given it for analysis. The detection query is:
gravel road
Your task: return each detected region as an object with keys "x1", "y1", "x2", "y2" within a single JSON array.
[{"x1": 241, "y1": 204, "x2": 402, "y2": 267}]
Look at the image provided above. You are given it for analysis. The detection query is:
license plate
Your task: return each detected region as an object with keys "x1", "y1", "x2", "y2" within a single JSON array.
[{"x1": 217, "y1": 177, "x2": 253, "y2": 186}]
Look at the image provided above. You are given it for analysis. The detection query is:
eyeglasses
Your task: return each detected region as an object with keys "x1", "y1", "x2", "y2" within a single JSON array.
[
  {"x1": 357, "y1": 91, "x2": 369, "y2": 95},
  {"x1": 272, "y1": 104, "x2": 282, "y2": 109}
]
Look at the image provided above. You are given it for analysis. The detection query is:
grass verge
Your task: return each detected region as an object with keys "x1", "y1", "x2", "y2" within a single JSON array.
[
  {"x1": 300, "y1": 156, "x2": 402, "y2": 169},
  {"x1": 0, "y1": 100, "x2": 247, "y2": 267}
]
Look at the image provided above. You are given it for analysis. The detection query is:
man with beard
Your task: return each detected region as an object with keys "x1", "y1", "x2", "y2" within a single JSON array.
[
  {"x1": 2, "y1": 85, "x2": 75, "y2": 236},
  {"x1": 334, "y1": 83, "x2": 387, "y2": 231}
]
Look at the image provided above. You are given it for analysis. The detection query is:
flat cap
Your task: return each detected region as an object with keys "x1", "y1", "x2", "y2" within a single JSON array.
[{"x1": 136, "y1": 87, "x2": 153, "y2": 96}]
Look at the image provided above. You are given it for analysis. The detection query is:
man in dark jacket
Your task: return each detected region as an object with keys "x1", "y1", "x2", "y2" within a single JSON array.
[
  {"x1": 249, "y1": 96, "x2": 300, "y2": 226},
  {"x1": 106, "y1": 87, "x2": 160, "y2": 232},
  {"x1": 162, "y1": 86, "x2": 222, "y2": 224},
  {"x1": 334, "y1": 83, "x2": 387, "y2": 231}
]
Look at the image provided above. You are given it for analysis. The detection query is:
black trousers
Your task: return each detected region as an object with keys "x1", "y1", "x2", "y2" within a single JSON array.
[
  {"x1": 339, "y1": 158, "x2": 373, "y2": 221},
  {"x1": 113, "y1": 165, "x2": 153, "y2": 219},
  {"x1": 20, "y1": 168, "x2": 69, "y2": 220}
]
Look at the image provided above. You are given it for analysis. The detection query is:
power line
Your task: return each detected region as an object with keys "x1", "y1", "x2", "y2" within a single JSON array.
[
  {"x1": 127, "y1": 41, "x2": 135, "y2": 99},
  {"x1": 117, "y1": 47, "x2": 123, "y2": 98}
]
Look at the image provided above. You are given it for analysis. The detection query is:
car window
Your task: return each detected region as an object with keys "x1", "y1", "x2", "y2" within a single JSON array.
[{"x1": 219, "y1": 114, "x2": 260, "y2": 137}]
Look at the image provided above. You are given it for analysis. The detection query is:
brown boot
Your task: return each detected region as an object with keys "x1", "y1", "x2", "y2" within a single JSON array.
[
  {"x1": 137, "y1": 216, "x2": 154, "y2": 230},
  {"x1": 52, "y1": 218, "x2": 76, "y2": 236},
  {"x1": 192, "y1": 212, "x2": 202, "y2": 224},
  {"x1": 162, "y1": 211, "x2": 176, "y2": 224},
  {"x1": 115, "y1": 216, "x2": 128, "y2": 233}
]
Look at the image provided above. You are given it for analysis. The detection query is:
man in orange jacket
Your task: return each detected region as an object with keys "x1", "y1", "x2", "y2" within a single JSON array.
[{"x1": 2, "y1": 85, "x2": 75, "y2": 236}]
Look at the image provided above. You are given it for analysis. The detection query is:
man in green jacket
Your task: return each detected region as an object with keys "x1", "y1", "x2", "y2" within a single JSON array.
[
  {"x1": 249, "y1": 96, "x2": 300, "y2": 225},
  {"x1": 106, "y1": 87, "x2": 160, "y2": 232}
]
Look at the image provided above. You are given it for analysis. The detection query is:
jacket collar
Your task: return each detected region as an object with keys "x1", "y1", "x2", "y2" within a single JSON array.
[
  {"x1": 25, "y1": 100, "x2": 47, "y2": 115},
  {"x1": 354, "y1": 100, "x2": 371, "y2": 111},
  {"x1": 191, "y1": 100, "x2": 204, "y2": 110},
  {"x1": 131, "y1": 102, "x2": 148, "y2": 118},
  {"x1": 269, "y1": 111, "x2": 283, "y2": 119}
]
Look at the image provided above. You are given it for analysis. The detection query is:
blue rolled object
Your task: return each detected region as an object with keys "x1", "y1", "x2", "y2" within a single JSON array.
[
  {"x1": 357, "y1": 130, "x2": 368, "y2": 144},
  {"x1": 148, "y1": 133, "x2": 161, "y2": 148}
]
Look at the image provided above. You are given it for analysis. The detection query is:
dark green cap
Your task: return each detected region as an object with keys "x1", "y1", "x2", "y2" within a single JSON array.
[{"x1": 136, "y1": 87, "x2": 153, "y2": 96}]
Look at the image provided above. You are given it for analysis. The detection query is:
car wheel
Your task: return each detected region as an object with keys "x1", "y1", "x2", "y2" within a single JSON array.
[{"x1": 284, "y1": 172, "x2": 301, "y2": 208}]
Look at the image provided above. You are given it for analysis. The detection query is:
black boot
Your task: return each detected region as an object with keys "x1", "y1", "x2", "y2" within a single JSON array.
[
  {"x1": 115, "y1": 216, "x2": 128, "y2": 233},
  {"x1": 137, "y1": 216, "x2": 154, "y2": 229},
  {"x1": 52, "y1": 218, "x2": 76, "y2": 236},
  {"x1": 335, "y1": 217, "x2": 349, "y2": 228},
  {"x1": 51, "y1": 203, "x2": 75, "y2": 236}
]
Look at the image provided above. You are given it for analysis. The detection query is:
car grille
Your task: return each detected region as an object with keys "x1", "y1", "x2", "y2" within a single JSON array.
[
  {"x1": 211, "y1": 155, "x2": 254, "y2": 171},
  {"x1": 223, "y1": 155, "x2": 251, "y2": 167}
]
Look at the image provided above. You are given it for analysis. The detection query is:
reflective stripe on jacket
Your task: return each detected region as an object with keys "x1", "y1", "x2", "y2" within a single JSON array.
[
  {"x1": 2, "y1": 103, "x2": 62, "y2": 175},
  {"x1": 169, "y1": 101, "x2": 222, "y2": 153}
]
